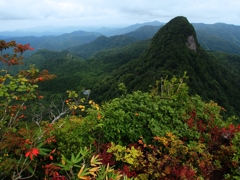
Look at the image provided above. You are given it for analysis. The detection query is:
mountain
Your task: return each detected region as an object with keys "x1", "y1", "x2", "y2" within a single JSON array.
[
  {"x1": 2, "y1": 20, "x2": 240, "y2": 59},
  {"x1": 0, "y1": 30, "x2": 57, "y2": 37},
  {"x1": 125, "y1": 25, "x2": 163, "y2": 40},
  {"x1": 91, "y1": 16, "x2": 240, "y2": 116},
  {"x1": 2, "y1": 30, "x2": 101, "y2": 58},
  {"x1": 97, "y1": 21, "x2": 164, "y2": 36},
  {"x1": 193, "y1": 23, "x2": 240, "y2": 55},
  {"x1": 107, "y1": 22, "x2": 240, "y2": 55},
  {"x1": 95, "y1": 22, "x2": 240, "y2": 56},
  {"x1": 68, "y1": 35, "x2": 138, "y2": 59},
  {"x1": 0, "y1": 25, "x2": 104, "y2": 37}
]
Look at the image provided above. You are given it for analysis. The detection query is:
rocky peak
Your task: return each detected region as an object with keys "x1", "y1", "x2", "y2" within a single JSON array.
[{"x1": 146, "y1": 16, "x2": 199, "y2": 57}]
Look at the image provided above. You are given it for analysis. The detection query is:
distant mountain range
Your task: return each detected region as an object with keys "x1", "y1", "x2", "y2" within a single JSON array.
[
  {"x1": 96, "y1": 21, "x2": 164, "y2": 36},
  {"x1": 1, "y1": 20, "x2": 240, "y2": 57},
  {"x1": 0, "y1": 21, "x2": 164, "y2": 38}
]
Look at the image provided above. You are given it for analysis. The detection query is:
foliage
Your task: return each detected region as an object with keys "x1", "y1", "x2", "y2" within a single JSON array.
[
  {"x1": 0, "y1": 40, "x2": 57, "y2": 179},
  {"x1": 88, "y1": 73, "x2": 196, "y2": 144},
  {"x1": 97, "y1": 118, "x2": 240, "y2": 179},
  {"x1": 54, "y1": 148, "x2": 125, "y2": 180},
  {"x1": 1, "y1": 39, "x2": 240, "y2": 180},
  {"x1": 107, "y1": 142, "x2": 143, "y2": 166},
  {"x1": 86, "y1": 74, "x2": 240, "y2": 179},
  {"x1": 50, "y1": 117, "x2": 91, "y2": 159}
]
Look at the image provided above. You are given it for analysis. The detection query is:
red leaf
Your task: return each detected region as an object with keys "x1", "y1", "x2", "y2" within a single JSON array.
[{"x1": 25, "y1": 148, "x2": 39, "y2": 160}]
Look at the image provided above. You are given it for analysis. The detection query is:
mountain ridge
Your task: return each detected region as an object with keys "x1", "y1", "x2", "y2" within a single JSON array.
[{"x1": 2, "y1": 20, "x2": 240, "y2": 57}]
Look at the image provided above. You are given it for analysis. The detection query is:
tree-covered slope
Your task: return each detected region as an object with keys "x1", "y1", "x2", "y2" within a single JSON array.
[
  {"x1": 193, "y1": 23, "x2": 240, "y2": 55},
  {"x1": 91, "y1": 16, "x2": 240, "y2": 116},
  {"x1": 68, "y1": 35, "x2": 138, "y2": 59},
  {"x1": 37, "y1": 40, "x2": 150, "y2": 93},
  {"x1": 210, "y1": 51, "x2": 240, "y2": 74}
]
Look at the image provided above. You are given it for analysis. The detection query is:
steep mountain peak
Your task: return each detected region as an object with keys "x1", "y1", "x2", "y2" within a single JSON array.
[{"x1": 148, "y1": 16, "x2": 199, "y2": 55}]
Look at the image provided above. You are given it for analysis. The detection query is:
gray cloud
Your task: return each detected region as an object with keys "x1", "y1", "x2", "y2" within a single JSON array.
[{"x1": 0, "y1": 0, "x2": 239, "y2": 31}]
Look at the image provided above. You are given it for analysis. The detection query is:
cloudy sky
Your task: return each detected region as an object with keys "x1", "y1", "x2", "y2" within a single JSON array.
[{"x1": 1, "y1": 0, "x2": 240, "y2": 31}]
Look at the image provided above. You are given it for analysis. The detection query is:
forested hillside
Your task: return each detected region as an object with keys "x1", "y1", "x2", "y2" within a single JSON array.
[
  {"x1": 193, "y1": 23, "x2": 240, "y2": 55},
  {"x1": 211, "y1": 52, "x2": 240, "y2": 74},
  {"x1": 38, "y1": 40, "x2": 150, "y2": 93},
  {"x1": 90, "y1": 16, "x2": 240, "y2": 116},
  {"x1": 68, "y1": 35, "x2": 138, "y2": 59}
]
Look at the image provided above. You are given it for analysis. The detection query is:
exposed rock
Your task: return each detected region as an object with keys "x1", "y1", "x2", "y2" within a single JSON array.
[{"x1": 186, "y1": 35, "x2": 197, "y2": 52}]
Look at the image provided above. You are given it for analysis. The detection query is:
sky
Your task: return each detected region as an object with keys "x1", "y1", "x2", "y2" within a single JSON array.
[{"x1": 0, "y1": 0, "x2": 240, "y2": 31}]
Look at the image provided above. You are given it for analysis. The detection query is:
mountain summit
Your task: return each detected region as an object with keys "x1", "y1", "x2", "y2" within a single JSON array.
[
  {"x1": 93, "y1": 16, "x2": 240, "y2": 115},
  {"x1": 143, "y1": 16, "x2": 201, "y2": 67},
  {"x1": 149, "y1": 16, "x2": 199, "y2": 53}
]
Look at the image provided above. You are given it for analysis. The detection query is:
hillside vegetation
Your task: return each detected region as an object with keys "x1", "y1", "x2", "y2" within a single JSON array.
[
  {"x1": 1, "y1": 40, "x2": 240, "y2": 179},
  {"x1": 1, "y1": 16, "x2": 240, "y2": 179}
]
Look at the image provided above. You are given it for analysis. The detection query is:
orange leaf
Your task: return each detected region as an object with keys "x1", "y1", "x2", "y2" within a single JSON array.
[{"x1": 97, "y1": 113, "x2": 101, "y2": 119}]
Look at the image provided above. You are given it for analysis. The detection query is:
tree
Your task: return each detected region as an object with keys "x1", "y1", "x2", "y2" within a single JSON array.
[{"x1": 0, "y1": 40, "x2": 57, "y2": 179}]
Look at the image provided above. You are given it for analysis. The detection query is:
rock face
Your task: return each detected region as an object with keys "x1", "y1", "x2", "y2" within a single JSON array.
[{"x1": 186, "y1": 35, "x2": 197, "y2": 52}]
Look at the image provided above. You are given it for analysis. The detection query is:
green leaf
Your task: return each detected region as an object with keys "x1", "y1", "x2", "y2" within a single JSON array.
[
  {"x1": 27, "y1": 165, "x2": 35, "y2": 176},
  {"x1": 39, "y1": 147, "x2": 51, "y2": 156}
]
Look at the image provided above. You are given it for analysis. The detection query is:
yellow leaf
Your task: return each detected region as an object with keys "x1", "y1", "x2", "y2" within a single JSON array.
[
  {"x1": 78, "y1": 176, "x2": 91, "y2": 180},
  {"x1": 89, "y1": 166, "x2": 100, "y2": 172},
  {"x1": 78, "y1": 164, "x2": 91, "y2": 179},
  {"x1": 89, "y1": 168, "x2": 99, "y2": 177},
  {"x1": 105, "y1": 163, "x2": 114, "y2": 173},
  {"x1": 61, "y1": 158, "x2": 65, "y2": 165},
  {"x1": 90, "y1": 155, "x2": 102, "y2": 166},
  {"x1": 78, "y1": 164, "x2": 85, "y2": 178},
  {"x1": 89, "y1": 166, "x2": 100, "y2": 177}
]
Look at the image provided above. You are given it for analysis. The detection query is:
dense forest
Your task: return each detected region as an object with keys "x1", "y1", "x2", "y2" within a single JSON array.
[{"x1": 1, "y1": 16, "x2": 240, "y2": 179}]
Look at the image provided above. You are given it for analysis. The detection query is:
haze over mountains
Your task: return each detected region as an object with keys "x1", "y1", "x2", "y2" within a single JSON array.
[
  {"x1": 1, "y1": 19, "x2": 240, "y2": 57},
  {"x1": 0, "y1": 21, "x2": 163, "y2": 37},
  {"x1": 1, "y1": 16, "x2": 240, "y2": 117}
]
